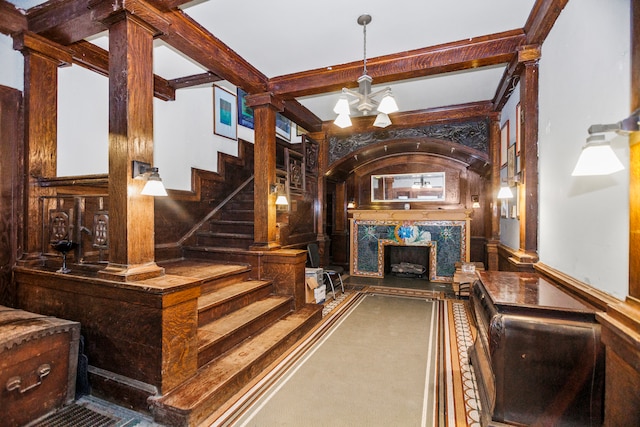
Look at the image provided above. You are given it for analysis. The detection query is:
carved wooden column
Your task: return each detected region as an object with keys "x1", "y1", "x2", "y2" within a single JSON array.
[
  {"x1": 597, "y1": 2, "x2": 640, "y2": 425},
  {"x1": 245, "y1": 93, "x2": 283, "y2": 251},
  {"x1": 313, "y1": 126, "x2": 330, "y2": 265},
  {"x1": 98, "y1": 12, "x2": 164, "y2": 281},
  {"x1": 518, "y1": 59, "x2": 539, "y2": 260},
  {"x1": 486, "y1": 117, "x2": 501, "y2": 270},
  {"x1": 14, "y1": 32, "x2": 72, "y2": 260}
]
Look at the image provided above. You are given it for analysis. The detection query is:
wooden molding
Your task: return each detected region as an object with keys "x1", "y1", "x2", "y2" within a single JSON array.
[{"x1": 534, "y1": 262, "x2": 621, "y2": 312}]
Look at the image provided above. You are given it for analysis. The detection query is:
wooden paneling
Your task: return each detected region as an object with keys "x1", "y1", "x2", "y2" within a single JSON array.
[{"x1": 0, "y1": 86, "x2": 22, "y2": 307}]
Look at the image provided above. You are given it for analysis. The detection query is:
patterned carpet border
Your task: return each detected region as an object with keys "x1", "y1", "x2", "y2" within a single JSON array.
[{"x1": 364, "y1": 285, "x2": 444, "y2": 300}]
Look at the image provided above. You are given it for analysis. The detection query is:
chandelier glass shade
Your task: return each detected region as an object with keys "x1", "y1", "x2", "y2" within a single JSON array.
[{"x1": 333, "y1": 14, "x2": 399, "y2": 129}]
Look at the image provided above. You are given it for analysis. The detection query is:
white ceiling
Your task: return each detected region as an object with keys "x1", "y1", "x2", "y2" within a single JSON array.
[{"x1": 10, "y1": 0, "x2": 537, "y2": 122}]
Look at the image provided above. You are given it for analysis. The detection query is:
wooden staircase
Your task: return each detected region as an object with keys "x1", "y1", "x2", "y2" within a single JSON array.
[
  {"x1": 149, "y1": 260, "x2": 322, "y2": 426},
  {"x1": 194, "y1": 185, "x2": 255, "y2": 250}
]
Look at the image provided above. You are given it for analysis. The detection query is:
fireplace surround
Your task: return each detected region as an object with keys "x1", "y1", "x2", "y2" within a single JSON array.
[{"x1": 349, "y1": 209, "x2": 471, "y2": 281}]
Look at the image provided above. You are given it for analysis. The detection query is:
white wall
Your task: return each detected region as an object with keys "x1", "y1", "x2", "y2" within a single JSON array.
[
  {"x1": 57, "y1": 65, "x2": 109, "y2": 175},
  {"x1": 538, "y1": 0, "x2": 630, "y2": 299},
  {"x1": 0, "y1": 34, "x2": 23, "y2": 90},
  {"x1": 499, "y1": 85, "x2": 521, "y2": 249}
]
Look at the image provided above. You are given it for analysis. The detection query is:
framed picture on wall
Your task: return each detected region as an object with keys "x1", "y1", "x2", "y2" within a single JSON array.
[
  {"x1": 213, "y1": 85, "x2": 237, "y2": 140},
  {"x1": 507, "y1": 143, "x2": 516, "y2": 184},
  {"x1": 501, "y1": 120, "x2": 509, "y2": 167},
  {"x1": 237, "y1": 87, "x2": 254, "y2": 129},
  {"x1": 276, "y1": 113, "x2": 291, "y2": 141}
]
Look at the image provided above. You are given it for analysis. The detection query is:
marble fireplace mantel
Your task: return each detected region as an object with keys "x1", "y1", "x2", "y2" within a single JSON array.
[{"x1": 349, "y1": 209, "x2": 471, "y2": 281}]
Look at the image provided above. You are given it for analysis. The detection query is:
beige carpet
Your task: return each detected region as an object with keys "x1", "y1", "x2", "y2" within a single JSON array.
[{"x1": 210, "y1": 292, "x2": 482, "y2": 427}]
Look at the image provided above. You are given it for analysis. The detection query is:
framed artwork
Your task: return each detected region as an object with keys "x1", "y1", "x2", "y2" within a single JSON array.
[
  {"x1": 276, "y1": 113, "x2": 291, "y2": 141},
  {"x1": 515, "y1": 103, "x2": 521, "y2": 155},
  {"x1": 237, "y1": 87, "x2": 254, "y2": 129},
  {"x1": 501, "y1": 120, "x2": 509, "y2": 167},
  {"x1": 507, "y1": 143, "x2": 516, "y2": 184},
  {"x1": 501, "y1": 199, "x2": 508, "y2": 218},
  {"x1": 213, "y1": 85, "x2": 237, "y2": 140}
]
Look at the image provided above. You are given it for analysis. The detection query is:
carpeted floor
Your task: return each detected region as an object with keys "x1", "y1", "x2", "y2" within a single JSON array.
[{"x1": 212, "y1": 286, "x2": 482, "y2": 427}]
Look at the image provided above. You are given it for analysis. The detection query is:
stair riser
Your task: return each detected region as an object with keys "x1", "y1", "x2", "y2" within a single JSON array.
[
  {"x1": 208, "y1": 223, "x2": 253, "y2": 234},
  {"x1": 198, "y1": 301, "x2": 293, "y2": 367},
  {"x1": 196, "y1": 235, "x2": 252, "y2": 248},
  {"x1": 153, "y1": 309, "x2": 322, "y2": 427},
  {"x1": 217, "y1": 211, "x2": 254, "y2": 221},
  {"x1": 198, "y1": 284, "x2": 273, "y2": 327}
]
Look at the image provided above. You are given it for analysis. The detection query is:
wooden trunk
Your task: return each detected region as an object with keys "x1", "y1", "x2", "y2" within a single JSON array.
[{"x1": 0, "y1": 305, "x2": 80, "y2": 427}]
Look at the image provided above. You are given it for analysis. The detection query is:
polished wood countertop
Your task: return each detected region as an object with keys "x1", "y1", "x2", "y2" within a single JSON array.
[{"x1": 477, "y1": 270, "x2": 597, "y2": 315}]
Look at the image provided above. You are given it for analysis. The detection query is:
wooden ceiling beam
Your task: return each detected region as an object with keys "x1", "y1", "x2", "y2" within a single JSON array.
[
  {"x1": 0, "y1": 0, "x2": 27, "y2": 35},
  {"x1": 524, "y1": 0, "x2": 570, "y2": 45},
  {"x1": 68, "y1": 39, "x2": 175, "y2": 101},
  {"x1": 268, "y1": 30, "x2": 527, "y2": 98},
  {"x1": 283, "y1": 99, "x2": 323, "y2": 133},
  {"x1": 169, "y1": 72, "x2": 222, "y2": 89},
  {"x1": 327, "y1": 101, "x2": 496, "y2": 136}
]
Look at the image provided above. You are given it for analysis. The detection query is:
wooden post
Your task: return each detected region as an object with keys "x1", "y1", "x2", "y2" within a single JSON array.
[
  {"x1": 486, "y1": 117, "x2": 501, "y2": 270},
  {"x1": 245, "y1": 92, "x2": 284, "y2": 251},
  {"x1": 98, "y1": 12, "x2": 164, "y2": 281},
  {"x1": 14, "y1": 32, "x2": 72, "y2": 260},
  {"x1": 519, "y1": 60, "x2": 539, "y2": 257}
]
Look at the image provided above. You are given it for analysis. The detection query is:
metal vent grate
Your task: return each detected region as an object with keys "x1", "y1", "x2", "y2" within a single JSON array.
[{"x1": 29, "y1": 404, "x2": 118, "y2": 427}]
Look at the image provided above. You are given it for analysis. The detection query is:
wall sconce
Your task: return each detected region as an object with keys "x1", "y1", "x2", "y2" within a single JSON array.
[
  {"x1": 497, "y1": 186, "x2": 514, "y2": 199},
  {"x1": 572, "y1": 109, "x2": 639, "y2": 176},
  {"x1": 347, "y1": 199, "x2": 356, "y2": 209},
  {"x1": 270, "y1": 183, "x2": 289, "y2": 207},
  {"x1": 471, "y1": 195, "x2": 480, "y2": 208},
  {"x1": 132, "y1": 160, "x2": 168, "y2": 196}
]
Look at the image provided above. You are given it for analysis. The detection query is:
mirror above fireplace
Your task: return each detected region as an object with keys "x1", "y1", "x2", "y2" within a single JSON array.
[{"x1": 371, "y1": 172, "x2": 445, "y2": 202}]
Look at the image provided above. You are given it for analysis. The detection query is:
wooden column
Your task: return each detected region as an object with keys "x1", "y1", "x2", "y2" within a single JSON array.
[
  {"x1": 98, "y1": 12, "x2": 163, "y2": 281},
  {"x1": 312, "y1": 127, "x2": 330, "y2": 265},
  {"x1": 486, "y1": 117, "x2": 501, "y2": 270},
  {"x1": 245, "y1": 93, "x2": 283, "y2": 251},
  {"x1": 519, "y1": 60, "x2": 540, "y2": 258},
  {"x1": 14, "y1": 33, "x2": 71, "y2": 260}
]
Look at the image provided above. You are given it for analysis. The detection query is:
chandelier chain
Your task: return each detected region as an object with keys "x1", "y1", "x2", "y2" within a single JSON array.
[{"x1": 362, "y1": 21, "x2": 367, "y2": 75}]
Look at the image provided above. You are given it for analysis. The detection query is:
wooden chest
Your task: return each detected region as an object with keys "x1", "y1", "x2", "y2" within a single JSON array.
[
  {"x1": 0, "y1": 305, "x2": 80, "y2": 427},
  {"x1": 469, "y1": 271, "x2": 605, "y2": 426}
]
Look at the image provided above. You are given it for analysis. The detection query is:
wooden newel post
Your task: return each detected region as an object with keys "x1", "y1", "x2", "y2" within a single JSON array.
[{"x1": 245, "y1": 92, "x2": 284, "y2": 251}]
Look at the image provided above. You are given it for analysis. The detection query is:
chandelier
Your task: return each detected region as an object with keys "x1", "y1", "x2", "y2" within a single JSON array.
[{"x1": 333, "y1": 14, "x2": 399, "y2": 129}]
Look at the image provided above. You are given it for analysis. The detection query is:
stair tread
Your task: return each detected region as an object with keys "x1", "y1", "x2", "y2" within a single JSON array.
[
  {"x1": 196, "y1": 231, "x2": 253, "y2": 238},
  {"x1": 160, "y1": 260, "x2": 250, "y2": 280},
  {"x1": 198, "y1": 296, "x2": 291, "y2": 348},
  {"x1": 156, "y1": 305, "x2": 322, "y2": 410},
  {"x1": 198, "y1": 280, "x2": 271, "y2": 311},
  {"x1": 208, "y1": 219, "x2": 254, "y2": 225}
]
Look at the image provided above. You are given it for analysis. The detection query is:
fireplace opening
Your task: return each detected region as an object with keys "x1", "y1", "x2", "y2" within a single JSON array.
[{"x1": 384, "y1": 245, "x2": 430, "y2": 280}]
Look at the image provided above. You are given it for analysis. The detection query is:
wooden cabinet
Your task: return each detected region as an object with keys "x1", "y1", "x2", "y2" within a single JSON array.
[{"x1": 469, "y1": 271, "x2": 604, "y2": 426}]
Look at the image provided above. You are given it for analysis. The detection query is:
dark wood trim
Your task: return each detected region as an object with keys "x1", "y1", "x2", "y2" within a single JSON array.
[
  {"x1": 328, "y1": 101, "x2": 497, "y2": 136},
  {"x1": 524, "y1": 0, "x2": 570, "y2": 45},
  {"x1": 492, "y1": 45, "x2": 541, "y2": 111},
  {"x1": 169, "y1": 72, "x2": 222, "y2": 89},
  {"x1": 520, "y1": 61, "x2": 539, "y2": 254},
  {"x1": 268, "y1": 30, "x2": 526, "y2": 98},
  {"x1": 0, "y1": 0, "x2": 27, "y2": 34}
]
